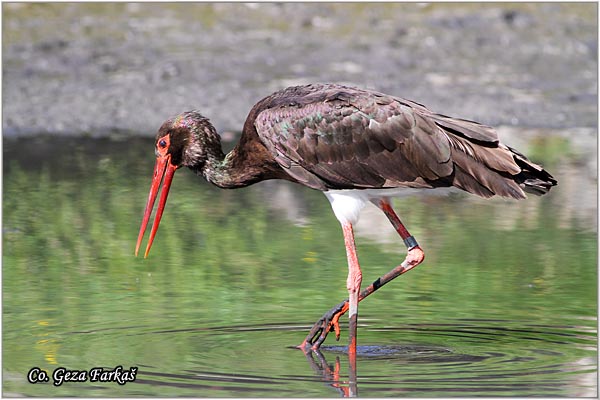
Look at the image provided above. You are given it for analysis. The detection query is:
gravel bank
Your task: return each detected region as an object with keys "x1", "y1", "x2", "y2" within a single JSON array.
[{"x1": 3, "y1": 3, "x2": 597, "y2": 137}]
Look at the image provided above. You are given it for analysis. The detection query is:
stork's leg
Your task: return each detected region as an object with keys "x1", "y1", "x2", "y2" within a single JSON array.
[
  {"x1": 341, "y1": 222, "x2": 362, "y2": 359},
  {"x1": 298, "y1": 199, "x2": 424, "y2": 351}
]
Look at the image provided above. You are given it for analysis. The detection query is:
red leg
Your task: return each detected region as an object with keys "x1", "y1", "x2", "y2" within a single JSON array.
[
  {"x1": 298, "y1": 199, "x2": 424, "y2": 351},
  {"x1": 342, "y1": 222, "x2": 362, "y2": 360}
]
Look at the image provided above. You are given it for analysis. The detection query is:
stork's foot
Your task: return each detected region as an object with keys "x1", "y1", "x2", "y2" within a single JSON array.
[
  {"x1": 297, "y1": 245, "x2": 424, "y2": 351},
  {"x1": 297, "y1": 299, "x2": 349, "y2": 350}
]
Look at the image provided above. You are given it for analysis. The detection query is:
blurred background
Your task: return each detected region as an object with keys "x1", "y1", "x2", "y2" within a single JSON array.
[
  {"x1": 3, "y1": 2, "x2": 597, "y2": 135},
  {"x1": 3, "y1": 3, "x2": 597, "y2": 397}
]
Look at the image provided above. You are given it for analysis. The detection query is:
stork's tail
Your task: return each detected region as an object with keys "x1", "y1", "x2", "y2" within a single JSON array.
[{"x1": 510, "y1": 146, "x2": 557, "y2": 196}]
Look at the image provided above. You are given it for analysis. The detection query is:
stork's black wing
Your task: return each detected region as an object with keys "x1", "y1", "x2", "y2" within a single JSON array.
[{"x1": 252, "y1": 84, "x2": 555, "y2": 198}]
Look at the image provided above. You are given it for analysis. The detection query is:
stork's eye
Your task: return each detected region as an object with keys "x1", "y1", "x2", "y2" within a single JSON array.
[{"x1": 156, "y1": 135, "x2": 171, "y2": 156}]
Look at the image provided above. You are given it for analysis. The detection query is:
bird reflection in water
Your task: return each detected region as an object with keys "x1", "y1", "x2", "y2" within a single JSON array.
[{"x1": 301, "y1": 346, "x2": 358, "y2": 397}]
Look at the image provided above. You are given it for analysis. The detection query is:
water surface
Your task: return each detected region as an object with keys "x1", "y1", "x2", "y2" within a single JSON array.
[{"x1": 3, "y1": 129, "x2": 597, "y2": 397}]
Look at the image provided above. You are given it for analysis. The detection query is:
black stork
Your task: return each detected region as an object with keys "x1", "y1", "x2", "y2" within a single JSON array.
[{"x1": 135, "y1": 83, "x2": 557, "y2": 356}]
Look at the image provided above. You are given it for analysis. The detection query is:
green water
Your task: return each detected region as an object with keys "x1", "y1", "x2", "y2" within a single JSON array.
[{"x1": 3, "y1": 132, "x2": 597, "y2": 397}]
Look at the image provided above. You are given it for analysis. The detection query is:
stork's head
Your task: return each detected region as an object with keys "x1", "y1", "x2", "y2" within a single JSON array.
[{"x1": 135, "y1": 111, "x2": 220, "y2": 258}]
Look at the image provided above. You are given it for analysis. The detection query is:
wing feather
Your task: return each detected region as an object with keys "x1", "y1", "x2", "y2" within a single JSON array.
[{"x1": 250, "y1": 84, "x2": 555, "y2": 198}]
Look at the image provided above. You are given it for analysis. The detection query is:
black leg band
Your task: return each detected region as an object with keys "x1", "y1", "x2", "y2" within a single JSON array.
[{"x1": 403, "y1": 235, "x2": 419, "y2": 250}]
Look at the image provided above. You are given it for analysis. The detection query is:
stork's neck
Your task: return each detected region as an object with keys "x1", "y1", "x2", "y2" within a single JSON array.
[
  {"x1": 197, "y1": 136, "x2": 276, "y2": 189},
  {"x1": 200, "y1": 147, "x2": 244, "y2": 189}
]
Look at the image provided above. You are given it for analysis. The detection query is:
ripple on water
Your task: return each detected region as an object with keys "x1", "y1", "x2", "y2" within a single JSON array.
[{"x1": 56, "y1": 319, "x2": 596, "y2": 397}]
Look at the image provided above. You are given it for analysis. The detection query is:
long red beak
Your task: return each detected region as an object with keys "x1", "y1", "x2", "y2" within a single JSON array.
[{"x1": 135, "y1": 155, "x2": 177, "y2": 258}]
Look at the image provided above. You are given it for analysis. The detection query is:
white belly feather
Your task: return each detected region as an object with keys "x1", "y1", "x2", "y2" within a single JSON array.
[{"x1": 324, "y1": 187, "x2": 459, "y2": 225}]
